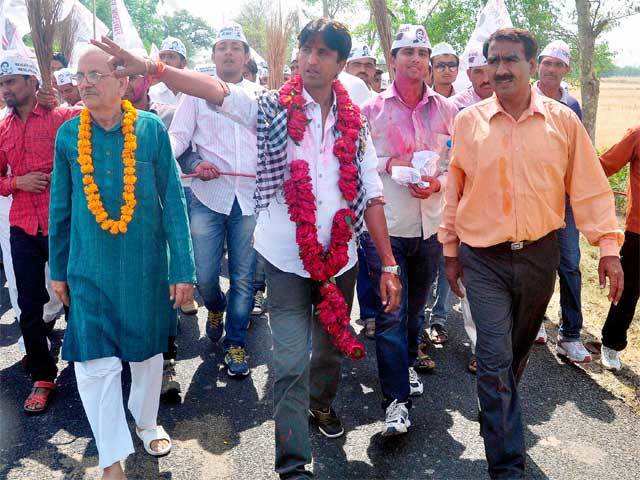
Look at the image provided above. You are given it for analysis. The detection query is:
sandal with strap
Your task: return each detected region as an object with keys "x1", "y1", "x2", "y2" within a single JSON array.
[
  {"x1": 24, "y1": 380, "x2": 56, "y2": 415},
  {"x1": 136, "y1": 425, "x2": 172, "y2": 457}
]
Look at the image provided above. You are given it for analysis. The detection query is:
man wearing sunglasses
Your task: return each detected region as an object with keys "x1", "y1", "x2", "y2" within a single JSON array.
[
  {"x1": 431, "y1": 42, "x2": 459, "y2": 98},
  {"x1": 0, "y1": 51, "x2": 79, "y2": 415}
]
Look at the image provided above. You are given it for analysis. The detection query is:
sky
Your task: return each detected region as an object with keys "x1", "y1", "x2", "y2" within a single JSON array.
[{"x1": 163, "y1": 0, "x2": 640, "y2": 67}]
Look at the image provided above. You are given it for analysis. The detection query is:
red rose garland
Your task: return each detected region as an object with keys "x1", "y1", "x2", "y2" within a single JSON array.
[{"x1": 280, "y1": 74, "x2": 365, "y2": 360}]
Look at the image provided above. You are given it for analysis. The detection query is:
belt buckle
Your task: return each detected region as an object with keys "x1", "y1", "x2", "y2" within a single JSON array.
[{"x1": 510, "y1": 241, "x2": 524, "y2": 251}]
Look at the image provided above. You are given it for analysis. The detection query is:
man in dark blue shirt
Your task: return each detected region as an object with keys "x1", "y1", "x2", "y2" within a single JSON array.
[{"x1": 534, "y1": 39, "x2": 590, "y2": 364}]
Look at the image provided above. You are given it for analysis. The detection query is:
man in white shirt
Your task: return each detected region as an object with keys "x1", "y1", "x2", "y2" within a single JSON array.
[
  {"x1": 362, "y1": 24, "x2": 458, "y2": 436},
  {"x1": 345, "y1": 45, "x2": 377, "y2": 91},
  {"x1": 169, "y1": 23, "x2": 264, "y2": 378},
  {"x1": 94, "y1": 19, "x2": 401, "y2": 478},
  {"x1": 149, "y1": 37, "x2": 187, "y2": 106}
]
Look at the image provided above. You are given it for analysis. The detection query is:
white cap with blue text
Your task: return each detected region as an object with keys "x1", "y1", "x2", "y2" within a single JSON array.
[
  {"x1": 431, "y1": 42, "x2": 457, "y2": 60},
  {"x1": 348, "y1": 45, "x2": 376, "y2": 63},
  {"x1": 467, "y1": 48, "x2": 487, "y2": 68},
  {"x1": 160, "y1": 36, "x2": 187, "y2": 59},
  {"x1": 539, "y1": 40, "x2": 571, "y2": 67},
  {"x1": 391, "y1": 24, "x2": 431, "y2": 52},
  {"x1": 54, "y1": 68, "x2": 75, "y2": 86},
  {"x1": 214, "y1": 22, "x2": 249, "y2": 48},
  {"x1": 0, "y1": 51, "x2": 40, "y2": 80}
]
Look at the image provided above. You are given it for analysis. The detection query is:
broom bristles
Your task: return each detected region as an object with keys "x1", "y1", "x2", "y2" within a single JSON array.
[
  {"x1": 266, "y1": 3, "x2": 294, "y2": 90},
  {"x1": 27, "y1": 0, "x2": 64, "y2": 89}
]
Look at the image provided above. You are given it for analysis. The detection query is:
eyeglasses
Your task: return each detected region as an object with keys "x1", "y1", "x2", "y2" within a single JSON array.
[
  {"x1": 433, "y1": 62, "x2": 459, "y2": 72},
  {"x1": 71, "y1": 71, "x2": 113, "y2": 86}
]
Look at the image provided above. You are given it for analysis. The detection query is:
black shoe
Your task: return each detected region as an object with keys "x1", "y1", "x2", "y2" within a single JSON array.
[{"x1": 309, "y1": 406, "x2": 344, "y2": 438}]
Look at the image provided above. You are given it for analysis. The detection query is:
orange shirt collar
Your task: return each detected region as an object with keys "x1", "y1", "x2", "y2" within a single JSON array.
[{"x1": 486, "y1": 85, "x2": 547, "y2": 122}]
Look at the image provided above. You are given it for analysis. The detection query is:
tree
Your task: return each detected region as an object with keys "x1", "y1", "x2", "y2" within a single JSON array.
[
  {"x1": 303, "y1": 0, "x2": 357, "y2": 18},
  {"x1": 78, "y1": 0, "x2": 213, "y2": 56},
  {"x1": 234, "y1": 0, "x2": 269, "y2": 56},
  {"x1": 573, "y1": 0, "x2": 640, "y2": 141},
  {"x1": 162, "y1": 10, "x2": 215, "y2": 56}
]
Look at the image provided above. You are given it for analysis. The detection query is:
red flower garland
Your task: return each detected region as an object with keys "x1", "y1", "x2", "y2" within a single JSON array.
[{"x1": 280, "y1": 74, "x2": 365, "y2": 360}]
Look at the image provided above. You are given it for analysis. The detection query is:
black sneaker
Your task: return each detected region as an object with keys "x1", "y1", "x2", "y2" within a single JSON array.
[{"x1": 309, "y1": 406, "x2": 344, "y2": 438}]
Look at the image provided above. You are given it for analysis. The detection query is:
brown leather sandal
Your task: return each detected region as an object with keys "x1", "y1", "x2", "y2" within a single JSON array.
[{"x1": 24, "y1": 380, "x2": 56, "y2": 414}]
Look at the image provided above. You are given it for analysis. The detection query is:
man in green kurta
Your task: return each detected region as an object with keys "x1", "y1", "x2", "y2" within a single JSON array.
[{"x1": 48, "y1": 46, "x2": 195, "y2": 480}]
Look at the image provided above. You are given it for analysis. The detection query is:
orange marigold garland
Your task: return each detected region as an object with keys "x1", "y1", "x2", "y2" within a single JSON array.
[{"x1": 77, "y1": 100, "x2": 138, "y2": 235}]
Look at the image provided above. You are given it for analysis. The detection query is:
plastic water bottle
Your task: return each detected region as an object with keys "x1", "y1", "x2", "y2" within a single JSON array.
[{"x1": 437, "y1": 139, "x2": 452, "y2": 175}]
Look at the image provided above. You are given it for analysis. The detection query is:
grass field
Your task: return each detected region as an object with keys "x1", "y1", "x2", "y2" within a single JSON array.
[
  {"x1": 550, "y1": 77, "x2": 639, "y2": 412},
  {"x1": 572, "y1": 76, "x2": 640, "y2": 150}
]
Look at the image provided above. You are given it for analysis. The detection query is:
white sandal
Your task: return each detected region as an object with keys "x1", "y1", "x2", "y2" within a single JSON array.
[{"x1": 135, "y1": 425, "x2": 172, "y2": 457}]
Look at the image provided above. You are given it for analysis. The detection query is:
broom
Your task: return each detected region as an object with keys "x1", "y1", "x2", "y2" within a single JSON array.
[
  {"x1": 369, "y1": 0, "x2": 394, "y2": 80},
  {"x1": 266, "y1": 3, "x2": 294, "y2": 90},
  {"x1": 56, "y1": 8, "x2": 79, "y2": 63},
  {"x1": 26, "y1": 0, "x2": 64, "y2": 89}
]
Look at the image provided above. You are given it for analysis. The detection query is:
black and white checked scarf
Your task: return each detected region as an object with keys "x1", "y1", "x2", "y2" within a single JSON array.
[{"x1": 254, "y1": 90, "x2": 369, "y2": 235}]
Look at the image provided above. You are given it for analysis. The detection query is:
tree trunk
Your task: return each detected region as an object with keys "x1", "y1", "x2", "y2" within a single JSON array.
[
  {"x1": 322, "y1": 0, "x2": 330, "y2": 17},
  {"x1": 370, "y1": 0, "x2": 394, "y2": 80},
  {"x1": 575, "y1": 0, "x2": 599, "y2": 143}
]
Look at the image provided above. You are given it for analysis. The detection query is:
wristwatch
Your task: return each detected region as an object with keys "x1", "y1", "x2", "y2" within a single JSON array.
[{"x1": 381, "y1": 265, "x2": 400, "y2": 276}]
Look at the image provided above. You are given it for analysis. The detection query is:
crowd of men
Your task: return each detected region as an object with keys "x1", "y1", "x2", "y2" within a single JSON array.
[{"x1": 0, "y1": 15, "x2": 637, "y2": 480}]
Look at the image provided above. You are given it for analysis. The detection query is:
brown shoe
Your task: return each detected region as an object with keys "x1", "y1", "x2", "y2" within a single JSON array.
[
  {"x1": 468, "y1": 355, "x2": 477, "y2": 375},
  {"x1": 180, "y1": 299, "x2": 198, "y2": 315},
  {"x1": 309, "y1": 406, "x2": 344, "y2": 438}
]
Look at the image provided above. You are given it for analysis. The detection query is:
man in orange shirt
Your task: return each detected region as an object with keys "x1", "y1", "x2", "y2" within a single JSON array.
[
  {"x1": 439, "y1": 29, "x2": 624, "y2": 479},
  {"x1": 599, "y1": 125, "x2": 639, "y2": 371}
]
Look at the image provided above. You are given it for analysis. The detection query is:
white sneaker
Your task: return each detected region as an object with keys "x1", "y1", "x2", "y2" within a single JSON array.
[
  {"x1": 408, "y1": 367, "x2": 423, "y2": 396},
  {"x1": 383, "y1": 399, "x2": 411, "y2": 436},
  {"x1": 601, "y1": 345, "x2": 622, "y2": 371},
  {"x1": 535, "y1": 323, "x2": 547, "y2": 344},
  {"x1": 557, "y1": 339, "x2": 592, "y2": 363}
]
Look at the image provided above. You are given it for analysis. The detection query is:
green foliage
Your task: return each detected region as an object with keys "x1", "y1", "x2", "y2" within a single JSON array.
[
  {"x1": 78, "y1": 0, "x2": 213, "y2": 56},
  {"x1": 602, "y1": 65, "x2": 640, "y2": 77},
  {"x1": 609, "y1": 165, "x2": 630, "y2": 213}
]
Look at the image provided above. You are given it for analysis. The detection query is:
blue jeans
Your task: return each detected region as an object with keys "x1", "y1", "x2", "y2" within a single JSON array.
[
  {"x1": 362, "y1": 233, "x2": 439, "y2": 408},
  {"x1": 356, "y1": 245, "x2": 377, "y2": 320},
  {"x1": 557, "y1": 202, "x2": 583, "y2": 340},
  {"x1": 253, "y1": 253, "x2": 266, "y2": 293},
  {"x1": 190, "y1": 196, "x2": 256, "y2": 348},
  {"x1": 429, "y1": 243, "x2": 451, "y2": 327}
]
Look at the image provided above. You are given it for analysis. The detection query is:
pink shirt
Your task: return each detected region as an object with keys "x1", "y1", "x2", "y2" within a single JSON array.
[
  {"x1": 451, "y1": 87, "x2": 483, "y2": 110},
  {"x1": 362, "y1": 82, "x2": 458, "y2": 238}
]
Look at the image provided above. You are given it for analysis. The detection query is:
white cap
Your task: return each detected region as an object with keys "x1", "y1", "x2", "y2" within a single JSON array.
[
  {"x1": 391, "y1": 24, "x2": 431, "y2": 52},
  {"x1": 160, "y1": 36, "x2": 187, "y2": 59},
  {"x1": 431, "y1": 42, "x2": 457, "y2": 60},
  {"x1": 54, "y1": 67, "x2": 74, "y2": 86},
  {"x1": 195, "y1": 64, "x2": 217, "y2": 76},
  {"x1": 0, "y1": 51, "x2": 40, "y2": 80},
  {"x1": 214, "y1": 22, "x2": 249, "y2": 48},
  {"x1": 348, "y1": 45, "x2": 376, "y2": 63},
  {"x1": 467, "y1": 48, "x2": 487, "y2": 68},
  {"x1": 539, "y1": 40, "x2": 570, "y2": 67}
]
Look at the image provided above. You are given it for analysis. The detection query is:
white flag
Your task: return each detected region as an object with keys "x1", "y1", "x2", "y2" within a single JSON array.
[
  {"x1": 454, "y1": 0, "x2": 513, "y2": 91},
  {"x1": 111, "y1": 0, "x2": 144, "y2": 50}
]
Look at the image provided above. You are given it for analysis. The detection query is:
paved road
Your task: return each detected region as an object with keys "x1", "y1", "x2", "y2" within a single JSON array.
[{"x1": 1, "y1": 272, "x2": 639, "y2": 479}]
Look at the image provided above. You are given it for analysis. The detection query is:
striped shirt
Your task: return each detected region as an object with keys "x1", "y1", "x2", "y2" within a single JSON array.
[{"x1": 169, "y1": 78, "x2": 264, "y2": 216}]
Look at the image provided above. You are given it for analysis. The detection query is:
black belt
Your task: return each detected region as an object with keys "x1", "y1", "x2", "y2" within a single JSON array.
[{"x1": 467, "y1": 231, "x2": 557, "y2": 254}]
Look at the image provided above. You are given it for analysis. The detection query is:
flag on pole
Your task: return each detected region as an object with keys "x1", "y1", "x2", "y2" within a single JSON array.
[
  {"x1": 453, "y1": 0, "x2": 513, "y2": 91},
  {"x1": 110, "y1": 0, "x2": 144, "y2": 50}
]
